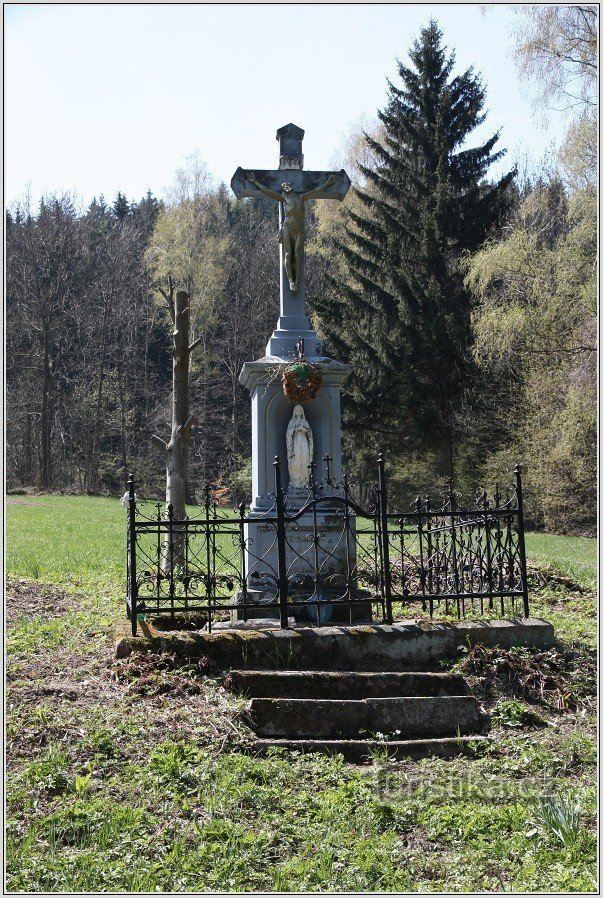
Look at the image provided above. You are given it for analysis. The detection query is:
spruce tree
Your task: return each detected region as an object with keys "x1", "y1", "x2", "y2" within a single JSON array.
[
  {"x1": 316, "y1": 21, "x2": 515, "y2": 481},
  {"x1": 112, "y1": 191, "x2": 130, "y2": 221}
]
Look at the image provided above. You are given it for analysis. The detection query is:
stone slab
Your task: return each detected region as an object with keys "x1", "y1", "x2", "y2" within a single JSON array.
[
  {"x1": 230, "y1": 593, "x2": 373, "y2": 625},
  {"x1": 113, "y1": 617, "x2": 555, "y2": 669},
  {"x1": 251, "y1": 735, "x2": 490, "y2": 762},
  {"x1": 225, "y1": 670, "x2": 471, "y2": 699},
  {"x1": 213, "y1": 618, "x2": 296, "y2": 631},
  {"x1": 247, "y1": 695, "x2": 483, "y2": 739}
]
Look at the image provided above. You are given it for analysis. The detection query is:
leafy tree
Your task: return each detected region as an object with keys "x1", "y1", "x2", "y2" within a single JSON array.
[
  {"x1": 513, "y1": 5, "x2": 597, "y2": 196},
  {"x1": 514, "y1": 5, "x2": 597, "y2": 113},
  {"x1": 560, "y1": 110, "x2": 597, "y2": 191},
  {"x1": 315, "y1": 21, "x2": 515, "y2": 482},
  {"x1": 145, "y1": 155, "x2": 280, "y2": 493},
  {"x1": 465, "y1": 180, "x2": 596, "y2": 532},
  {"x1": 463, "y1": 5, "x2": 599, "y2": 532}
]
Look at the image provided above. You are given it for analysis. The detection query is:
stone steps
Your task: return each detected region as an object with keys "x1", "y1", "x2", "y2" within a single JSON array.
[
  {"x1": 226, "y1": 668, "x2": 488, "y2": 758},
  {"x1": 252, "y1": 736, "x2": 489, "y2": 763},
  {"x1": 246, "y1": 695, "x2": 483, "y2": 739},
  {"x1": 225, "y1": 669, "x2": 470, "y2": 699}
]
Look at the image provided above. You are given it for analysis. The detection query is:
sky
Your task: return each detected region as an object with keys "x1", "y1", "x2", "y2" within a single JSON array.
[{"x1": 5, "y1": 3, "x2": 569, "y2": 211}]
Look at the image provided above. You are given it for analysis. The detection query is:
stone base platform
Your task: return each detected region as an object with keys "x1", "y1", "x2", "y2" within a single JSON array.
[
  {"x1": 113, "y1": 617, "x2": 554, "y2": 669},
  {"x1": 230, "y1": 590, "x2": 374, "y2": 625}
]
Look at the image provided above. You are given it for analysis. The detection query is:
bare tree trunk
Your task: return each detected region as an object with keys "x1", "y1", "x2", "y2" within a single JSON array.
[
  {"x1": 116, "y1": 359, "x2": 128, "y2": 485},
  {"x1": 40, "y1": 328, "x2": 53, "y2": 489},
  {"x1": 152, "y1": 281, "x2": 199, "y2": 571},
  {"x1": 87, "y1": 290, "x2": 112, "y2": 492},
  {"x1": 40, "y1": 325, "x2": 61, "y2": 490},
  {"x1": 23, "y1": 412, "x2": 33, "y2": 485}
]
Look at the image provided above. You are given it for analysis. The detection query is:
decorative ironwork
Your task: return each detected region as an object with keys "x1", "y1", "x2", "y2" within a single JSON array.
[{"x1": 125, "y1": 458, "x2": 530, "y2": 635}]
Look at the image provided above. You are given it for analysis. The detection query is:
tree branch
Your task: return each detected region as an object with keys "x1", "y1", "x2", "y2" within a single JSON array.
[
  {"x1": 188, "y1": 336, "x2": 203, "y2": 353},
  {"x1": 158, "y1": 276, "x2": 176, "y2": 323},
  {"x1": 151, "y1": 434, "x2": 167, "y2": 453},
  {"x1": 180, "y1": 415, "x2": 197, "y2": 436}
]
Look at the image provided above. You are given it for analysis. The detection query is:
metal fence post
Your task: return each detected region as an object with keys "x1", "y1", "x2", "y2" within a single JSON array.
[
  {"x1": 274, "y1": 456, "x2": 290, "y2": 629},
  {"x1": 128, "y1": 474, "x2": 137, "y2": 636},
  {"x1": 447, "y1": 479, "x2": 461, "y2": 618},
  {"x1": 239, "y1": 501, "x2": 248, "y2": 623},
  {"x1": 514, "y1": 465, "x2": 530, "y2": 618},
  {"x1": 482, "y1": 490, "x2": 494, "y2": 615},
  {"x1": 415, "y1": 496, "x2": 428, "y2": 615},
  {"x1": 378, "y1": 453, "x2": 393, "y2": 625},
  {"x1": 204, "y1": 484, "x2": 213, "y2": 632},
  {"x1": 167, "y1": 503, "x2": 175, "y2": 625}
]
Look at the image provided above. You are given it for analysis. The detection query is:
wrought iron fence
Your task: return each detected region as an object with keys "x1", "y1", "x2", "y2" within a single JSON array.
[{"x1": 125, "y1": 457, "x2": 529, "y2": 635}]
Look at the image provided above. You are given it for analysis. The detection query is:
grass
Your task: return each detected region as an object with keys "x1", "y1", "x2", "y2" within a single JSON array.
[
  {"x1": 525, "y1": 532, "x2": 597, "y2": 591},
  {"x1": 7, "y1": 492, "x2": 596, "y2": 592},
  {"x1": 6, "y1": 494, "x2": 125, "y2": 586},
  {"x1": 5, "y1": 493, "x2": 598, "y2": 892}
]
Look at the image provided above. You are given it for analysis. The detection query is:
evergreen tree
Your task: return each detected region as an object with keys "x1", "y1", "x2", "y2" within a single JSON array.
[
  {"x1": 112, "y1": 191, "x2": 130, "y2": 221},
  {"x1": 316, "y1": 21, "x2": 515, "y2": 481},
  {"x1": 133, "y1": 189, "x2": 161, "y2": 237}
]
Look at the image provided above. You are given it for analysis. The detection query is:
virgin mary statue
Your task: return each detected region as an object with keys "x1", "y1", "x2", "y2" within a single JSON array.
[{"x1": 286, "y1": 404, "x2": 314, "y2": 489}]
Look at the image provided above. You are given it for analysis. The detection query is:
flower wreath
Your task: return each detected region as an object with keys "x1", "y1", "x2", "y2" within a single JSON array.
[{"x1": 281, "y1": 361, "x2": 323, "y2": 403}]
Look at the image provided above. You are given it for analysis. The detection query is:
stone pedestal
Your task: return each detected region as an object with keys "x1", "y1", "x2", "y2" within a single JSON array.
[
  {"x1": 240, "y1": 355, "x2": 351, "y2": 508},
  {"x1": 238, "y1": 350, "x2": 370, "y2": 623}
]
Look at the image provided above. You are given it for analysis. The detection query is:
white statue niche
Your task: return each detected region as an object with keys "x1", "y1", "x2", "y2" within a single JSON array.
[{"x1": 286, "y1": 404, "x2": 314, "y2": 490}]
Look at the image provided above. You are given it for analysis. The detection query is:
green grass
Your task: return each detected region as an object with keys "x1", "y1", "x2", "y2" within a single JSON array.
[
  {"x1": 6, "y1": 495, "x2": 126, "y2": 587},
  {"x1": 7, "y1": 493, "x2": 596, "y2": 590},
  {"x1": 525, "y1": 532, "x2": 597, "y2": 590},
  {"x1": 5, "y1": 494, "x2": 598, "y2": 892}
]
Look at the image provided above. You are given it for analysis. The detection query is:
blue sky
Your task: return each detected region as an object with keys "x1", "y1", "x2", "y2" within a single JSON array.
[{"x1": 5, "y1": 4, "x2": 567, "y2": 210}]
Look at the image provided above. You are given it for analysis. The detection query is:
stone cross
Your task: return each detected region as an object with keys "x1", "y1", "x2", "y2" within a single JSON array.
[{"x1": 231, "y1": 123, "x2": 350, "y2": 357}]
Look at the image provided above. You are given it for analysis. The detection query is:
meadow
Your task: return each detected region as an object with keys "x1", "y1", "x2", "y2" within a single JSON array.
[{"x1": 5, "y1": 494, "x2": 597, "y2": 892}]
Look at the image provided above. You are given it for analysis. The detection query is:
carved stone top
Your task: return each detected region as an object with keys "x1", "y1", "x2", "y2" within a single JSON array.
[{"x1": 276, "y1": 122, "x2": 305, "y2": 170}]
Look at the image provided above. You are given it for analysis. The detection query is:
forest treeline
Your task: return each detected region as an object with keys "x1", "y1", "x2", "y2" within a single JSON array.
[{"x1": 6, "y1": 10, "x2": 597, "y2": 533}]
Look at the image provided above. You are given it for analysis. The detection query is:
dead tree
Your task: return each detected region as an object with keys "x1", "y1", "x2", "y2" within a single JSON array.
[{"x1": 152, "y1": 277, "x2": 201, "y2": 569}]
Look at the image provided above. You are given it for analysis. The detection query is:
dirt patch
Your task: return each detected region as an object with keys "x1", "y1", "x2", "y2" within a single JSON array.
[
  {"x1": 6, "y1": 578, "x2": 248, "y2": 769},
  {"x1": 5, "y1": 577, "x2": 78, "y2": 625},
  {"x1": 454, "y1": 642, "x2": 596, "y2": 711},
  {"x1": 528, "y1": 564, "x2": 593, "y2": 594},
  {"x1": 5, "y1": 497, "x2": 50, "y2": 506},
  {"x1": 108, "y1": 650, "x2": 218, "y2": 697}
]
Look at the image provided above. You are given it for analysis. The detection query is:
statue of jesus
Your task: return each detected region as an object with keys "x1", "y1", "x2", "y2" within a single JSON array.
[{"x1": 246, "y1": 171, "x2": 338, "y2": 293}]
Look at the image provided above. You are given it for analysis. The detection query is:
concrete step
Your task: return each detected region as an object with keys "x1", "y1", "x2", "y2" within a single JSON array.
[
  {"x1": 226, "y1": 669, "x2": 470, "y2": 699},
  {"x1": 252, "y1": 735, "x2": 490, "y2": 762},
  {"x1": 247, "y1": 695, "x2": 483, "y2": 740}
]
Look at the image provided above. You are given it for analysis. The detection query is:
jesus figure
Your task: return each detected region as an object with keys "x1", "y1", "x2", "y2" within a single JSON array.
[{"x1": 246, "y1": 171, "x2": 338, "y2": 292}]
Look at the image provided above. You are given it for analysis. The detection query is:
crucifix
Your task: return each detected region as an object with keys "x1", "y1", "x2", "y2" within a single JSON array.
[
  {"x1": 231, "y1": 123, "x2": 350, "y2": 357},
  {"x1": 236, "y1": 125, "x2": 354, "y2": 612}
]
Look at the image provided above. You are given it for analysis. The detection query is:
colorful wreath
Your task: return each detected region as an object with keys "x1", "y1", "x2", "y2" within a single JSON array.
[{"x1": 281, "y1": 361, "x2": 323, "y2": 403}]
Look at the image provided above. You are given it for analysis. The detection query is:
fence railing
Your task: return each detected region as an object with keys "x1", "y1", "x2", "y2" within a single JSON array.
[{"x1": 125, "y1": 457, "x2": 529, "y2": 635}]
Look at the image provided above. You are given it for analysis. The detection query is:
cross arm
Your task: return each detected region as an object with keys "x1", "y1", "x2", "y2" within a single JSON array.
[
  {"x1": 302, "y1": 170, "x2": 349, "y2": 201},
  {"x1": 231, "y1": 166, "x2": 351, "y2": 201},
  {"x1": 231, "y1": 167, "x2": 281, "y2": 200}
]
